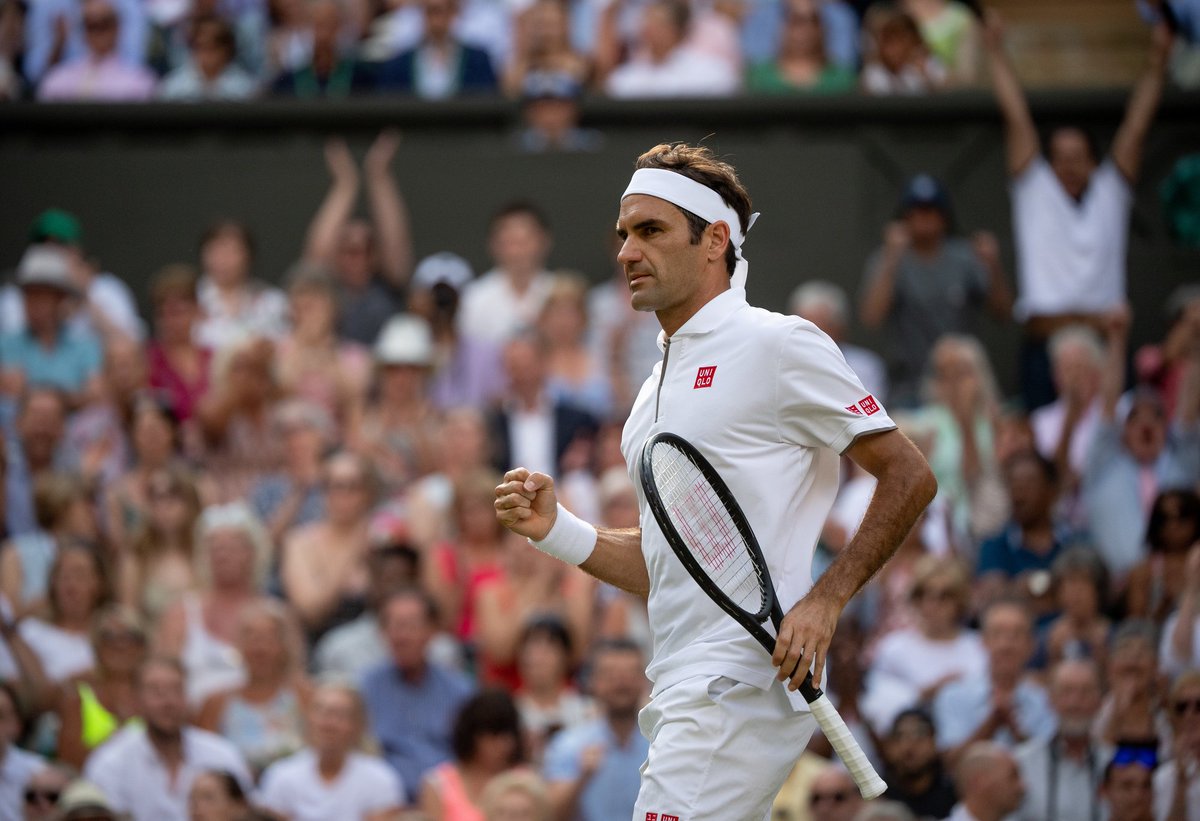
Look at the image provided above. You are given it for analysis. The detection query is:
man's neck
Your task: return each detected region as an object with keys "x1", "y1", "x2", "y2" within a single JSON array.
[
  {"x1": 399, "y1": 662, "x2": 427, "y2": 684},
  {"x1": 607, "y1": 711, "x2": 637, "y2": 745},
  {"x1": 893, "y1": 763, "x2": 937, "y2": 795},
  {"x1": 1059, "y1": 732, "x2": 1090, "y2": 761},
  {"x1": 148, "y1": 726, "x2": 185, "y2": 766},
  {"x1": 317, "y1": 748, "x2": 347, "y2": 780},
  {"x1": 963, "y1": 797, "x2": 1002, "y2": 821}
]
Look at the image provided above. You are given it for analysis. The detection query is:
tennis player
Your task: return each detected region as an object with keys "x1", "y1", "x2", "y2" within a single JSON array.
[{"x1": 495, "y1": 143, "x2": 937, "y2": 820}]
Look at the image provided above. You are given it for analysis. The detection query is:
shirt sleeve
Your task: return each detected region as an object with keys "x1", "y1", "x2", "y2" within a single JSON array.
[{"x1": 777, "y1": 322, "x2": 896, "y2": 453}]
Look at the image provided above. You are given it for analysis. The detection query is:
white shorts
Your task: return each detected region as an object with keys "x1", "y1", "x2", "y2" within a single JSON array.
[{"x1": 633, "y1": 675, "x2": 817, "y2": 821}]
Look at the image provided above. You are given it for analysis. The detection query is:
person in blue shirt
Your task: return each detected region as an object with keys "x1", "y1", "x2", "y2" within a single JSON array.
[
  {"x1": 543, "y1": 639, "x2": 649, "y2": 821},
  {"x1": 359, "y1": 587, "x2": 474, "y2": 796}
]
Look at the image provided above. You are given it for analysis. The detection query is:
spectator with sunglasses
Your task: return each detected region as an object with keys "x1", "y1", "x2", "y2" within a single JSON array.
[
  {"x1": 1102, "y1": 745, "x2": 1157, "y2": 821},
  {"x1": 1155, "y1": 670, "x2": 1200, "y2": 821},
  {"x1": 36, "y1": 0, "x2": 154, "y2": 100},
  {"x1": 806, "y1": 762, "x2": 863, "y2": 821},
  {"x1": 21, "y1": 763, "x2": 71, "y2": 821}
]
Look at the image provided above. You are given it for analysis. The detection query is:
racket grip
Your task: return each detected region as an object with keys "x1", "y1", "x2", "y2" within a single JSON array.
[{"x1": 809, "y1": 694, "x2": 887, "y2": 800}]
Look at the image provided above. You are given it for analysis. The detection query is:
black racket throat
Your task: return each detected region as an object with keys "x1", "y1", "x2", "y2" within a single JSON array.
[{"x1": 640, "y1": 432, "x2": 823, "y2": 703}]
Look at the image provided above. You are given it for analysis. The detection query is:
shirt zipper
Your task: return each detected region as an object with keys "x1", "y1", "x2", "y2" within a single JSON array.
[{"x1": 655, "y1": 337, "x2": 671, "y2": 422}]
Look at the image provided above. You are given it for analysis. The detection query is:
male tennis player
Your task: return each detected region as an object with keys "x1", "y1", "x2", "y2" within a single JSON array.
[{"x1": 496, "y1": 143, "x2": 937, "y2": 820}]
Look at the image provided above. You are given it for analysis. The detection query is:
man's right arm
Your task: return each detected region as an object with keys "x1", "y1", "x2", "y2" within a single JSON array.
[
  {"x1": 496, "y1": 468, "x2": 649, "y2": 597},
  {"x1": 982, "y1": 11, "x2": 1039, "y2": 177}
]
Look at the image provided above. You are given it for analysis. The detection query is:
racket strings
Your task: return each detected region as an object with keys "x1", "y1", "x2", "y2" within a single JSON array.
[{"x1": 651, "y1": 444, "x2": 767, "y2": 615}]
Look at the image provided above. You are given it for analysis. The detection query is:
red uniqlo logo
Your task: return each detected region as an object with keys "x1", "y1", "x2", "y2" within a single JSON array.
[
  {"x1": 694, "y1": 366, "x2": 716, "y2": 389},
  {"x1": 663, "y1": 816, "x2": 680, "y2": 821},
  {"x1": 845, "y1": 404, "x2": 862, "y2": 415},
  {"x1": 645, "y1": 814, "x2": 658, "y2": 821},
  {"x1": 859, "y1": 394, "x2": 880, "y2": 415}
]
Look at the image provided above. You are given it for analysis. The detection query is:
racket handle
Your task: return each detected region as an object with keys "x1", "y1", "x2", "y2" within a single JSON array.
[{"x1": 809, "y1": 694, "x2": 887, "y2": 800}]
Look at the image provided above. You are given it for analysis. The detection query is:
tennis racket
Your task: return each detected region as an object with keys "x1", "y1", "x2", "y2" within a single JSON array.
[{"x1": 639, "y1": 431, "x2": 887, "y2": 800}]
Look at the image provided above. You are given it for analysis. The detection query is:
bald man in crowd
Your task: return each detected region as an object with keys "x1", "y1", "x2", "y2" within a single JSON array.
[{"x1": 948, "y1": 741, "x2": 1027, "y2": 821}]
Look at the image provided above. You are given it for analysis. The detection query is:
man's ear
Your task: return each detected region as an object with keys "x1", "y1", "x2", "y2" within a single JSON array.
[{"x1": 707, "y1": 221, "x2": 731, "y2": 263}]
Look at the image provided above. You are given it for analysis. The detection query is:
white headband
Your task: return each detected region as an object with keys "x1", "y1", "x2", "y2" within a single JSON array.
[{"x1": 621, "y1": 168, "x2": 760, "y2": 289}]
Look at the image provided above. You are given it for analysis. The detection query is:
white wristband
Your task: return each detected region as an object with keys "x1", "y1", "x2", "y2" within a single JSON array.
[{"x1": 529, "y1": 504, "x2": 597, "y2": 566}]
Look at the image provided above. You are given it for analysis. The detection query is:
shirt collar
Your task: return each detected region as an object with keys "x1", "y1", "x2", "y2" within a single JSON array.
[{"x1": 655, "y1": 286, "x2": 747, "y2": 352}]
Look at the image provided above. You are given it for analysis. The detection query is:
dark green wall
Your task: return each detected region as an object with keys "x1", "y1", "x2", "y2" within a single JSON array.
[{"x1": 2, "y1": 91, "x2": 1198, "y2": 393}]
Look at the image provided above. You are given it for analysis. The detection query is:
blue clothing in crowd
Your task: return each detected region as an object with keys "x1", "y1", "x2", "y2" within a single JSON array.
[{"x1": 543, "y1": 718, "x2": 649, "y2": 821}]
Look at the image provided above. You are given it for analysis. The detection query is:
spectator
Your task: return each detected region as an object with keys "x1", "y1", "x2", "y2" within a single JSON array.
[
  {"x1": 1013, "y1": 659, "x2": 1109, "y2": 821},
  {"x1": 354, "y1": 314, "x2": 439, "y2": 489},
  {"x1": 503, "y1": 0, "x2": 590, "y2": 97},
  {"x1": 408, "y1": 254, "x2": 506, "y2": 412},
  {"x1": 488, "y1": 332, "x2": 599, "y2": 477},
  {"x1": 407, "y1": 408, "x2": 495, "y2": 549},
  {"x1": 900, "y1": 0, "x2": 980, "y2": 84},
  {"x1": 538, "y1": 273, "x2": 614, "y2": 420},
  {"x1": 1154, "y1": 670, "x2": 1200, "y2": 821},
  {"x1": 420, "y1": 689, "x2": 526, "y2": 819},
  {"x1": 155, "y1": 503, "x2": 272, "y2": 706},
  {"x1": 146, "y1": 265, "x2": 212, "y2": 424},
  {"x1": 515, "y1": 70, "x2": 603, "y2": 154},
  {"x1": 1095, "y1": 621, "x2": 1170, "y2": 754},
  {"x1": 861, "y1": 5, "x2": 946, "y2": 94},
  {"x1": 273, "y1": 0, "x2": 371, "y2": 97},
  {"x1": 22, "y1": 0, "x2": 145, "y2": 85},
  {"x1": 1101, "y1": 745, "x2": 1157, "y2": 821},
  {"x1": 360, "y1": 588, "x2": 474, "y2": 793},
  {"x1": 982, "y1": 12, "x2": 1172, "y2": 410},
  {"x1": 158, "y1": 15, "x2": 256, "y2": 100},
  {"x1": 249, "y1": 400, "x2": 331, "y2": 547},
  {"x1": 0, "y1": 681, "x2": 46, "y2": 816},
  {"x1": 116, "y1": 467, "x2": 201, "y2": 622},
  {"x1": 514, "y1": 616, "x2": 595, "y2": 763},
  {"x1": 312, "y1": 540, "x2": 421, "y2": 679},
  {"x1": 975, "y1": 451, "x2": 1079, "y2": 616},
  {"x1": 1042, "y1": 548, "x2": 1111, "y2": 669},
  {"x1": 186, "y1": 769, "x2": 251, "y2": 821},
  {"x1": 863, "y1": 556, "x2": 986, "y2": 733},
  {"x1": 880, "y1": 707, "x2": 957, "y2": 819},
  {"x1": 257, "y1": 681, "x2": 405, "y2": 819},
  {"x1": 934, "y1": 599, "x2": 1054, "y2": 761},
  {"x1": 302, "y1": 132, "x2": 412, "y2": 345},
  {"x1": 103, "y1": 393, "x2": 184, "y2": 554},
  {"x1": 84, "y1": 656, "x2": 251, "y2": 821},
  {"x1": 375, "y1": 0, "x2": 497, "y2": 98},
  {"x1": 21, "y1": 763, "x2": 72, "y2": 821},
  {"x1": 481, "y1": 769, "x2": 552, "y2": 821},
  {"x1": 0, "y1": 472, "x2": 97, "y2": 617},
  {"x1": 1164, "y1": 544, "x2": 1200, "y2": 675},
  {"x1": 281, "y1": 451, "x2": 378, "y2": 641},
  {"x1": 196, "y1": 600, "x2": 308, "y2": 776},
  {"x1": 858, "y1": 175, "x2": 1010, "y2": 406},
  {"x1": 51, "y1": 780, "x2": 122, "y2": 821},
  {"x1": 805, "y1": 763, "x2": 864, "y2": 821},
  {"x1": 747, "y1": 0, "x2": 856, "y2": 94},
  {"x1": 791, "y1": 280, "x2": 888, "y2": 403},
  {"x1": 275, "y1": 263, "x2": 371, "y2": 434},
  {"x1": 55, "y1": 605, "x2": 147, "y2": 770},
  {"x1": 194, "y1": 220, "x2": 288, "y2": 352},
  {"x1": 4, "y1": 387, "x2": 69, "y2": 539},
  {"x1": 19, "y1": 541, "x2": 110, "y2": 684},
  {"x1": 35, "y1": 0, "x2": 153, "y2": 100},
  {"x1": 543, "y1": 639, "x2": 648, "y2": 821},
  {"x1": 947, "y1": 742, "x2": 1026, "y2": 821},
  {"x1": 1084, "y1": 310, "x2": 1200, "y2": 582},
  {"x1": 0, "y1": 246, "x2": 102, "y2": 404},
  {"x1": 603, "y1": 0, "x2": 739, "y2": 97},
  {"x1": 1139, "y1": 285, "x2": 1200, "y2": 418},
  {"x1": 1029, "y1": 325, "x2": 1106, "y2": 494},
  {"x1": 458, "y1": 202, "x2": 555, "y2": 346}
]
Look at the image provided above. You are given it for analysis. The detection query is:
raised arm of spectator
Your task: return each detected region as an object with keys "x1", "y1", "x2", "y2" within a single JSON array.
[
  {"x1": 1170, "y1": 546, "x2": 1200, "y2": 668},
  {"x1": 1099, "y1": 305, "x2": 1131, "y2": 422},
  {"x1": 0, "y1": 617, "x2": 50, "y2": 715},
  {"x1": 982, "y1": 11, "x2": 1039, "y2": 177},
  {"x1": 304, "y1": 139, "x2": 361, "y2": 267},
  {"x1": 971, "y1": 231, "x2": 1014, "y2": 322},
  {"x1": 858, "y1": 222, "x2": 910, "y2": 329},
  {"x1": 1111, "y1": 25, "x2": 1173, "y2": 183},
  {"x1": 363, "y1": 130, "x2": 414, "y2": 291},
  {"x1": 593, "y1": 0, "x2": 626, "y2": 86}
]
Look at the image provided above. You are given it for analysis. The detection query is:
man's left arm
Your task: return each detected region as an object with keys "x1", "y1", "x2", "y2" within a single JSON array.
[
  {"x1": 772, "y1": 429, "x2": 936, "y2": 689},
  {"x1": 1111, "y1": 23, "x2": 1173, "y2": 183}
]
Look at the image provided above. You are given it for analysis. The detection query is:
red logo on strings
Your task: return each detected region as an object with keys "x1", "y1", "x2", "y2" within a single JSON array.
[
  {"x1": 859, "y1": 394, "x2": 880, "y2": 415},
  {"x1": 694, "y1": 366, "x2": 716, "y2": 389}
]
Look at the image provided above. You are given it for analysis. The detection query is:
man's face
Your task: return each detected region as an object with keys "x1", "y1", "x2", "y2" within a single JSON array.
[
  {"x1": 807, "y1": 770, "x2": 862, "y2": 821},
  {"x1": 590, "y1": 649, "x2": 646, "y2": 718},
  {"x1": 18, "y1": 391, "x2": 65, "y2": 461},
  {"x1": 1103, "y1": 764, "x2": 1154, "y2": 821},
  {"x1": 1170, "y1": 682, "x2": 1200, "y2": 756},
  {"x1": 489, "y1": 213, "x2": 549, "y2": 273},
  {"x1": 1122, "y1": 398, "x2": 1167, "y2": 465},
  {"x1": 982, "y1": 605, "x2": 1033, "y2": 676},
  {"x1": 138, "y1": 663, "x2": 187, "y2": 736},
  {"x1": 980, "y1": 756, "x2": 1026, "y2": 816},
  {"x1": 617, "y1": 194, "x2": 718, "y2": 330},
  {"x1": 903, "y1": 205, "x2": 946, "y2": 245},
  {"x1": 1006, "y1": 458, "x2": 1054, "y2": 528},
  {"x1": 382, "y1": 595, "x2": 433, "y2": 672},
  {"x1": 641, "y1": 4, "x2": 683, "y2": 59},
  {"x1": 308, "y1": 687, "x2": 360, "y2": 755},
  {"x1": 884, "y1": 715, "x2": 938, "y2": 777},
  {"x1": 21, "y1": 285, "x2": 65, "y2": 334},
  {"x1": 502, "y1": 337, "x2": 546, "y2": 396},
  {"x1": 1049, "y1": 129, "x2": 1097, "y2": 201},
  {"x1": 335, "y1": 222, "x2": 375, "y2": 286},
  {"x1": 1050, "y1": 663, "x2": 1102, "y2": 736},
  {"x1": 423, "y1": 0, "x2": 458, "y2": 40},
  {"x1": 82, "y1": 0, "x2": 119, "y2": 58}
]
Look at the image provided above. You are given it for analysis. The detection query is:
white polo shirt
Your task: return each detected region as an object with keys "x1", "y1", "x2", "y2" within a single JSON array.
[
  {"x1": 1011, "y1": 157, "x2": 1131, "y2": 320},
  {"x1": 257, "y1": 749, "x2": 406, "y2": 820},
  {"x1": 620, "y1": 287, "x2": 895, "y2": 710}
]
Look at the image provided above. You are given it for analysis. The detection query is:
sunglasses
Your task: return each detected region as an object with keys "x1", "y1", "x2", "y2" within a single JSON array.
[
  {"x1": 810, "y1": 790, "x2": 852, "y2": 806},
  {"x1": 84, "y1": 16, "x2": 117, "y2": 31},
  {"x1": 25, "y1": 788, "x2": 61, "y2": 804},
  {"x1": 1173, "y1": 698, "x2": 1200, "y2": 716},
  {"x1": 1111, "y1": 746, "x2": 1157, "y2": 769}
]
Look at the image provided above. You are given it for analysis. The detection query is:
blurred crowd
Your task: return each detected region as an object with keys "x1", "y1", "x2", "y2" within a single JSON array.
[
  {"x1": 0, "y1": 3, "x2": 1198, "y2": 821},
  {"x1": 1, "y1": 0, "x2": 1199, "y2": 109}
]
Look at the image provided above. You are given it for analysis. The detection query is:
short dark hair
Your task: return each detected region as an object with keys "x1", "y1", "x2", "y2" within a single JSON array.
[
  {"x1": 1002, "y1": 448, "x2": 1058, "y2": 487},
  {"x1": 1047, "y1": 126, "x2": 1101, "y2": 165},
  {"x1": 634, "y1": 143, "x2": 753, "y2": 277},
  {"x1": 490, "y1": 201, "x2": 550, "y2": 234},
  {"x1": 149, "y1": 263, "x2": 200, "y2": 307},
  {"x1": 190, "y1": 15, "x2": 237, "y2": 60},
  {"x1": 451, "y1": 689, "x2": 525, "y2": 764},
  {"x1": 1146, "y1": 489, "x2": 1200, "y2": 553},
  {"x1": 520, "y1": 615, "x2": 572, "y2": 657},
  {"x1": 380, "y1": 586, "x2": 439, "y2": 626},
  {"x1": 199, "y1": 218, "x2": 255, "y2": 260},
  {"x1": 888, "y1": 707, "x2": 935, "y2": 737}
]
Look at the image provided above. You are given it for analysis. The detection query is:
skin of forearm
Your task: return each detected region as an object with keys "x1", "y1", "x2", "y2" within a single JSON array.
[{"x1": 579, "y1": 528, "x2": 649, "y2": 597}]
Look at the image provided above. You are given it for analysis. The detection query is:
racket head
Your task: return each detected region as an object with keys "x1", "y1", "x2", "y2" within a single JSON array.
[{"x1": 639, "y1": 432, "x2": 778, "y2": 635}]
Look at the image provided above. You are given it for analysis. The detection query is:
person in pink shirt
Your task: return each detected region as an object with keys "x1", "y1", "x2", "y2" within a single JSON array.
[{"x1": 38, "y1": 0, "x2": 154, "y2": 101}]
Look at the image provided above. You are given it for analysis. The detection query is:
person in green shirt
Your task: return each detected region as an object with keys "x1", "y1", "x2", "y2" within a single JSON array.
[{"x1": 747, "y1": 0, "x2": 857, "y2": 95}]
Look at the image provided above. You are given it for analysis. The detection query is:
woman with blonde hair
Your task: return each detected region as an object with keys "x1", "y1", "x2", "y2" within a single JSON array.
[
  {"x1": 197, "y1": 599, "x2": 310, "y2": 776},
  {"x1": 118, "y1": 467, "x2": 203, "y2": 622},
  {"x1": 481, "y1": 770, "x2": 552, "y2": 821}
]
